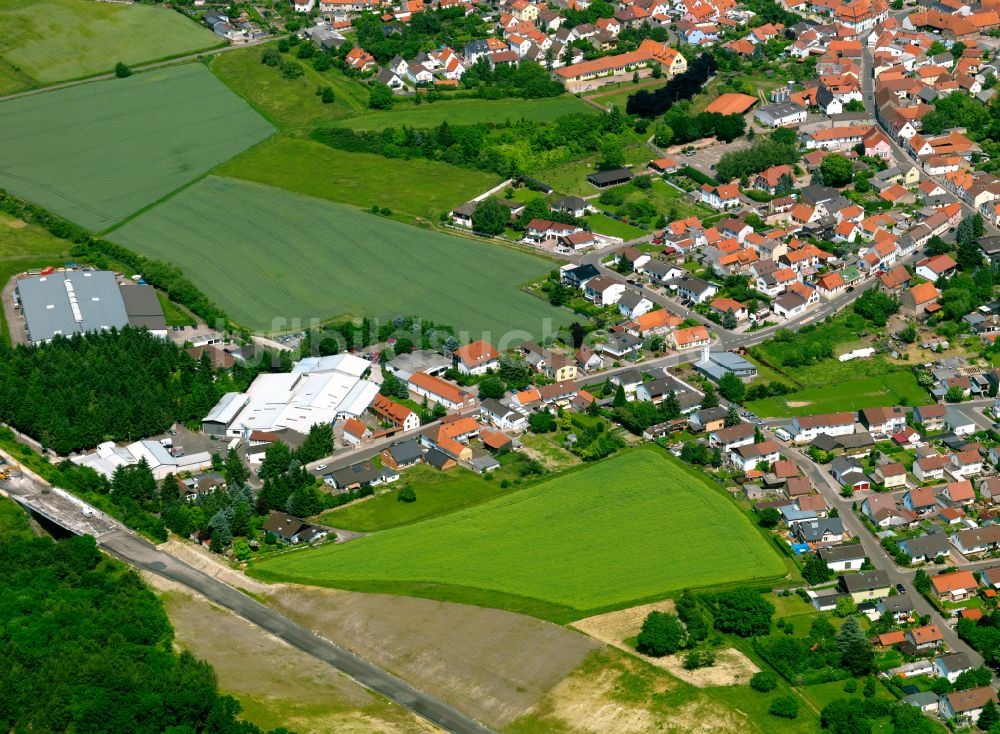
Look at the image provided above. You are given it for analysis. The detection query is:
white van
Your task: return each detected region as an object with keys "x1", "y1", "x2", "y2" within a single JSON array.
[{"x1": 774, "y1": 428, "x2": 792, "y2": 442}]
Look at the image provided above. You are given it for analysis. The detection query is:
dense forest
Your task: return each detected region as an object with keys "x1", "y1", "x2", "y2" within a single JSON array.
[
  {"x1": 0, "y1": 523, "x2": 290, "y2": 734},
  {"x1": 0, "y1": 328, "x2": 285, "y2": 454}
]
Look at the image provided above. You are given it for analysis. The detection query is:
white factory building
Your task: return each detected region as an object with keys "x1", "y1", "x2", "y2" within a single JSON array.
[
  {"x1": 72, "y1": 440, "x2": 213, "y2": 481},
  {"x1": 202, "y1": 353, "x2": 379, "y2": 438}
]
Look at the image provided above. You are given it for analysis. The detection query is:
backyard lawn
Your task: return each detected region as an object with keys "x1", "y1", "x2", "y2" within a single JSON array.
[
  {"x1": 319, "y1": 465, "x2": 513, "y2": 532},
  {"x1": 215, "y1": 137, "x2": 500, "y2": 222},
  {"x1": 0, "y1": 0, "x2": 219, "y2": 87},
  {"x1": 250, "y1": 447, "x2": 787, "y2": 620},
  {"x1": 0, "y1": 63, "x2": 274, "y2": 231},
  {"x1": 112, "y1": 176, "x2": 572, "y2": 340},
  {"x1": 584, "y1": 213, "x2": 647, "y2": 240}
]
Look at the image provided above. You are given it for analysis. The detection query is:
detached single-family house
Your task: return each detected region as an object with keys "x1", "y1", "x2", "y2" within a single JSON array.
[
  {"x1": 902, "y1": 486, "x2": 938, "y2": 514},
  {"x1": 729, "y1": 440, "x2": 781, "y2": 471},
  {"x1": 939, "y1": 686, "x2": 999, "y2": 725},
  {"x1": 585, "y1": 276, "x2": 627, "y2": 306},
  {"x1": 839, "y1": 570, "x2": 891, "y2": 602},
  {"x1": 904, "y1": 624, "x2": 943, "y2": 652},
  {"x1": 931, "y1": 571, "x2": 979, "y2": 602},
  {"x1": 899, "y1": 532, "x2": 951, "y2": 563},
  {"x1": 453, "y1": 340, "x2": 499, "y2": 375},
  {"x1": 913, "y1": 404, "x2": 947, "y2": 431},
  {"x1": 914, "y1": 454, "x2": 949, "y2": 483},
  {"x1": 874, "y1": 462, "x2": 907, "y2": 488},
  {"x1": 818, "y1": 544, "x2": 867, "y2": 572},
  {"x1": 262, "y1": 511, "x2": 328, "y2": 544},
  {"x1": 936, "y1": 653, "x2": 975, "y2": 684},
  {"x1": 860, "y1": 406, "x2": 908, "y2": 438},
  {"x1": 951, "y1": 525, "x2": 1000, "y2": 555}
]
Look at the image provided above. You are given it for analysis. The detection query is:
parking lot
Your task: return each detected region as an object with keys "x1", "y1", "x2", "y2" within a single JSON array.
[{"x1": 675, "y1": 137, "x2": 754, "y2": 177}]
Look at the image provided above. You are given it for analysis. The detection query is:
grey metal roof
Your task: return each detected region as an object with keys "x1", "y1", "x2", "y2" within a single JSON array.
[
  {"x1": 119, "y1": 283, "x2": 167, "y2": 331},
  {"x1": 17, "y1": 270, "x2": 130, "y2": 343}
]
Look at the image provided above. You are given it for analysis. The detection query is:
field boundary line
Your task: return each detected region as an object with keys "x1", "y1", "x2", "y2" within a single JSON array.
[{"x1": 98, "y1": 170, "x2": 218, "y2": 237}]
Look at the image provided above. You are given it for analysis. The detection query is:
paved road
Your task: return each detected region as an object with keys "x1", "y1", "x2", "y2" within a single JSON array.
[{"x1": 0, "y1": 450, "x2": 496, "y2": 734}]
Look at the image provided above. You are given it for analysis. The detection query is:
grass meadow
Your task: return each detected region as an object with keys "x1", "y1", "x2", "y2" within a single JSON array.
[
  {"x1": 0, "y1": 64, "x2": 273, "y2": 231},
  {"x1": 0, "y1": 0, "x2": 219, "y2": 88},
  {"x1": 745, "y1": 370, "x2": 927, "y2": 418},
  {"x1": 216, "y1": 137, "x2": 500, "y2": 222},
  {"x1": 112, "y1": 176, "x2": 572, "y2": 339},
  {"x1": 209, "y1": 43, "x2": 370, "y2": 131},
  {"x1": 250, "y1": 448, "x2": 787, "y2": 620}
]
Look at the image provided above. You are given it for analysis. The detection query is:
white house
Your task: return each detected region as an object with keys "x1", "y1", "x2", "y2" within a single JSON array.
[{"x1": 789, "y1": 412, "x2": 856, "y2": 443}]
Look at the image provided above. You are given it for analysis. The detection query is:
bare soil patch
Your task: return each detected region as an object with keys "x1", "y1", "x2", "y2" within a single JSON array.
[
  {"x1": 572, "y1": 600, "x2": 676, "y2": 645},
  {"x1": 159, "y1": 538, "x2": 276, "y2": 594},
  {"x1": 267, "y1": 584, "x2": 599, "y2": 729},
  {"x1": 572, "y1": 601, "x2": 758, "y2": 687},
  {"x1": 6, "y1": 219, "x2": 26, "y2": 229},
  {"x1": 510, "y1": 648, "x2": 748, "y2": 734},
  {"x1": 785, "y1": 401, "x2": 812, "y2": 408},
  {"x1": 144, "y1": 573, "x2": 438, "y2": 734}
]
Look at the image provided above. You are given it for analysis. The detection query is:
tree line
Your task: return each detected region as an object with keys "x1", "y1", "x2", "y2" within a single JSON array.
[
  {"x1": 312, "y1": 107, "x2": 637, "y2": 179},
  {"x1": 625, "y1": 53, "x2": 718, "y2": 119}
]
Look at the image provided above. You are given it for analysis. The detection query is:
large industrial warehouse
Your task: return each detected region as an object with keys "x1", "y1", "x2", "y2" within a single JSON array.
[
  {"x1": 203, "y1": 353, "x2": 380, "y2": 438},
  {"x1": 14, "y1": 269, "x2": 167, "y2": 344}
]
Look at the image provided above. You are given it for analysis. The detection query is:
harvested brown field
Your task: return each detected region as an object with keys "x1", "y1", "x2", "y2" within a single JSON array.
[
  {"x1": 267, "y1": 585, "x2": 600, "y2": 729},
  {"x1": 148, "y1": 574, "x2": 437, "y2": 734}
]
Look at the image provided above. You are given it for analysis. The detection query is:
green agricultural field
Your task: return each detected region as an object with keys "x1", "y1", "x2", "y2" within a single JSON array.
[
  {"x1": 745, "y1": 371, "x2": 927, "y2": 418},
  {"x1": 209, "y1": 43, "x2": 369, "y2": 131},
  {"x1": 339, "y1": 94, "x2": 595, "y2": 130},
  {"x1": 216, "y1": 137, "x2": 500, "y2": 222},
  {"x1": 112, "y1": 176, "x2": 573, "y2": 339},
  {"x1": 250, "y1": 448, "x2": 787, "y2": 620},
  {"x1": 0, "y1": 0, "x2": 219, "y2": 88},
  {"x1": 0, "y1": 64, "x2": 274, "y2": 231}
]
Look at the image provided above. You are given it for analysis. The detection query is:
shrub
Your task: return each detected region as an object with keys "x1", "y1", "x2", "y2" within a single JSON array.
[
  {"x1": 750, "y1": 671, "x2": 778, "y2": 693},
  {"x1": 397, "y1": 486, "x2": 416, "y2": 503},
  {"x1": 769, "y1": 696, "x2": 799, "y2": 719}
]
